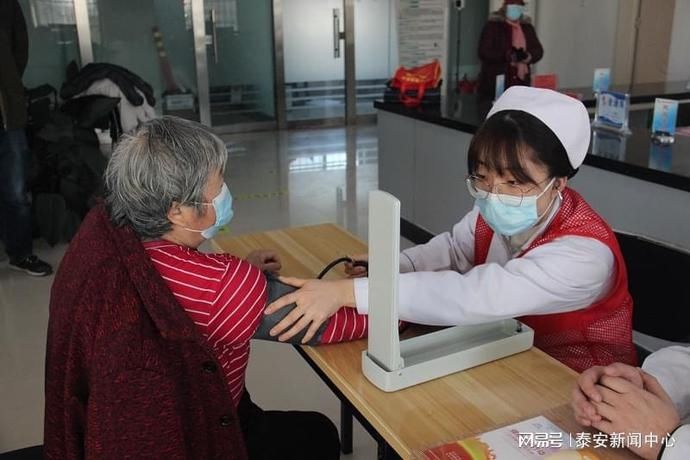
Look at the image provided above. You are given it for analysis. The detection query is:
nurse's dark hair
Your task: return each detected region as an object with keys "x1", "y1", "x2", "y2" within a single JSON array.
[{"x1": 467, "y1": 110, "x2": 577, "y2": 185}]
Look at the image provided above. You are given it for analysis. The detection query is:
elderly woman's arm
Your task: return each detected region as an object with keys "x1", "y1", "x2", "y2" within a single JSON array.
[
  {"x1": 254, "y1": 274, "x2": 368, "y2": 345},
  {"x1": 246, "y1": 249, "x2": 282, "y2": 273}
]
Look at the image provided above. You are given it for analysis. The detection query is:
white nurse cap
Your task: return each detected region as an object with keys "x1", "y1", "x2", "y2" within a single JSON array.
[{"x1": 487, "y1": 86, "x2": 591, "y2": 169}]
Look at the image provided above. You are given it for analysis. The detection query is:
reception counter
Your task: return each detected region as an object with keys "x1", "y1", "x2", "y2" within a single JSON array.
[
  {"x1": 570, "y1": 80, "x2": 690, "y2": 108},
  {"x1": 375, "y1": 94, "x2": 690, "y2": 249}
]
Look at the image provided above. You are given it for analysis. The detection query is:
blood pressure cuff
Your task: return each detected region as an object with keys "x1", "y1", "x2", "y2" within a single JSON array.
[{"x1": 252, "y1": 272, "x2": 329, "y2": 345}]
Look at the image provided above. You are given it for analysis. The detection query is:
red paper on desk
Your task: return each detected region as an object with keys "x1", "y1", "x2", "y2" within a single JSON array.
[
  {"x1": 562, "y1": 91, "x2": 584, "y2": 101},
  {"x1": 417, "y1": 416, "x2": 601, "y2": 459},
  {"x1": 532, "y1": 74, "x2": 558, "y2": 90}
]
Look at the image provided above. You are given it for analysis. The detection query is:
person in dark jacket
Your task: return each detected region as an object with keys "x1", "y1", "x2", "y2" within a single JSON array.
[
  {"x1": 44, "y1": 204, "x2": 249, "y2": 459},
  {"x1": 477, "y1": 0, "x2": 543, "y2": 102},
  {"x1": 0, "y1": 0, "x2": 52, "y2": 275}
]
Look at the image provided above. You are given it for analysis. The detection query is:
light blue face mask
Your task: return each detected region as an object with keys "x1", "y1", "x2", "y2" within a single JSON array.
[
  {"x1": 475, "y1": 178, "x2": 555, "y2": 236},
  {"x1": 505, "y1": 4, "x2": 524, "y2": 21},
  {"x1": 184, "y1": 183, "x2": 234, "y2": 239}
]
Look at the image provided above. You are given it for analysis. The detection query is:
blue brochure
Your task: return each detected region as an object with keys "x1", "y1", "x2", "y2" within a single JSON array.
[
  {"x1": 651, "y1": 98, "x2": 678, "y2": 137},
  {"x1": 495, "y1": 74, "x2": 505, "y2": 101},
  {"x1": 592, "y1": 91, "x2": 631, "y2": 134},
  {"x1": 593, "y1": 68, "x2": 611, "y2": 92}
]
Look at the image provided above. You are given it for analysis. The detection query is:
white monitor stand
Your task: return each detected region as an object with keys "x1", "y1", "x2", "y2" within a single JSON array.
[{"x1": 362, "y1": 191, "x2": 535, "y2": 392}]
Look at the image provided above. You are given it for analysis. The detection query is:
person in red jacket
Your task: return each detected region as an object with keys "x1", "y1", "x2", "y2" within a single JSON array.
[
  {"x1": 477, "y1": 0, "x2": 543, "y2": 102},
  {"x1": 45, "y1": 116, "x2": 369, "y2": 459}
]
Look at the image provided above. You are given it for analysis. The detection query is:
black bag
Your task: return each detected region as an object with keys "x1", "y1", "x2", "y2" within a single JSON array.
[{"x1": 27, "y1": 94, "x2": 118, "y2": 244}]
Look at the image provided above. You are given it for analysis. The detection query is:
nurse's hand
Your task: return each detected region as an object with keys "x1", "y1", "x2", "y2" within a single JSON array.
[
  {"x1": 247, "y1": 249, "x2": 282, "y2": 273},
  {"x1": 591, "y1": 373, "x2": 680, "y2": 460},
  {"x1": 265, "y1": 277, "x2": 356, "y2": 344},
  {"x1": 345, "y1": 254, "x2": 368, "y2": 278},
  {"x1": 572, "y1": 363, "x2": 644, "y2": 426}
]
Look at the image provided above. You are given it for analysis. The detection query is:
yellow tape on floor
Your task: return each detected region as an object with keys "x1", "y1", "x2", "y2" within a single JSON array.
[{"x1": 233, "y1": 189, "x2": 288, "y2": 201}]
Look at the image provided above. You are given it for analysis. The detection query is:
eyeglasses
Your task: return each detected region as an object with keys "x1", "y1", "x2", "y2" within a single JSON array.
[
  {"x1": 185, "y1": 184, "x2": 227, "y2": 207},
  {"x1": 186, "y1": 201, "x2": 213, "y2": 207},
  {"x1": 466, "y1": 175, "x2": 552, "y2": 207}
]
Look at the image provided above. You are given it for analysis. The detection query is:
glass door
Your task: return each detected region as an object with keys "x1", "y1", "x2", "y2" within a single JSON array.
[
  {"x1": 278, "y1": 0, "x2": 398, "y2": 124},
  {"x1": 198, "y1": 0, "x2": 277, "y2": 129},
  {"x1": 85, "y1": 0, "x2": 200, "y2": 121},
  {"x1": 281, "y1": 0, "x2": 348, "y2": 124},
  {"x1": 72, "y1": 0, "x2": 399, "y2": 130},
  {"x1": 78, "y1": 0, "x2": 276, "y2": 130},
  {"x1": 354, "y1": 0, "x2": 398, "y2": 116},
  {"x1": 18, "y1": 0, "x2": 82, "y2": 91}
]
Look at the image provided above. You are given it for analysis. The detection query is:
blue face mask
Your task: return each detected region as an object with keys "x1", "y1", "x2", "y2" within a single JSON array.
[
  {"x1": 185, "y1": 183, "x2": 234, "y2": 239},
  {"x1": 474, "y1": 178, "x2": 555, "y2": 236},
  {"x1": 505, "y1": 4, "x2": 524, "y2": 21}
]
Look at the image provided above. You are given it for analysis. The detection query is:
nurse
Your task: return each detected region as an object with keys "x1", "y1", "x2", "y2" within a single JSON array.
[{"x1": 266, "y1": 86, "x2": 637, "y2": 372}]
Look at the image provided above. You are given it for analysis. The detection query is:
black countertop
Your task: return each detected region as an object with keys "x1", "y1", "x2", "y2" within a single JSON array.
[
  {"x1": 559, "y1": 81, "x2": 690, "y2": 107},
  {"x1": 375, "y1": 94, "x2": 485, "y2": 134},
  {"x1": 568, "y1": 81, "x2": 690, "y2": 108},
  {"x1": 375, "y1": 92, "x2": 690, "y2": 193},
  {"x1": 587, "y1": 129, "x2": 690, "y2": 192}
]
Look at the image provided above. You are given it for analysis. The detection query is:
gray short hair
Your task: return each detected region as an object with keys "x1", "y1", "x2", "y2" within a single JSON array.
[{"x1": 104, "y1": 116, "x2": 227, "y2": 238}]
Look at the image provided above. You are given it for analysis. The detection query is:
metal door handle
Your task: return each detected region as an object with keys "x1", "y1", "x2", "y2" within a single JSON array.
[
  {"x1": 211, "y1": 8, "x2": 219, "y2": 64},
  {"x1": 333, "y1": 8, "x2": 341, "y2": 58}
]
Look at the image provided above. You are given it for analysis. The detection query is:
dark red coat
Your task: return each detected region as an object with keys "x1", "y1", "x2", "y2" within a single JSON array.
[
  {"x1": 44, "y1": 205, "x2": 248, "y2": 459},
  {"x1": 477, "y1": 15, "x2": 543, "y2": 100}
]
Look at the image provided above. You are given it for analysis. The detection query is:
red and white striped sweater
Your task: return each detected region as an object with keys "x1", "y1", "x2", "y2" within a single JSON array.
[{"x1": 143, "y1": 241, "x2": 368, "y2": 406}]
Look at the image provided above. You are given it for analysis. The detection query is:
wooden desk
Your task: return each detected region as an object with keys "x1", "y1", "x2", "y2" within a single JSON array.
[{"x1": 213, "y1": 224, "x2": 636, "y2": 459}]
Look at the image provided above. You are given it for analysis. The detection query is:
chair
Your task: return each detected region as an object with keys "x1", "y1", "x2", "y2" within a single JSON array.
[
  {"x1": 615, "y1": 231, "x2": 690, "y2": 360},
  {"x1": 0, "y1": 446, "x2": 43, "y2": 460}
]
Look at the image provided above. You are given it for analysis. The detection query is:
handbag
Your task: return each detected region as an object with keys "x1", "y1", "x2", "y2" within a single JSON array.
[{"x1": 388, "y1": 60, "x2": 442, "y2": 108}]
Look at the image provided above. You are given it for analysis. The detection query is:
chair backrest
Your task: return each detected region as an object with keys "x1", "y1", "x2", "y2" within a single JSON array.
[{"x1": 615, "y1": 231, "x2": 690, "y2": 343}]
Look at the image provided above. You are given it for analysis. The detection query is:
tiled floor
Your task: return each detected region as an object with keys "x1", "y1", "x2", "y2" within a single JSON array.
[
  {"x1": 0, "y1": 240, "x2": 66, "y2": 453},
  {"x1": 0, "y1": 124, "x2": 383, "y2": 457}
]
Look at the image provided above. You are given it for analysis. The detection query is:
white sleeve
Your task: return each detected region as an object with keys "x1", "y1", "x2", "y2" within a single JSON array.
[
  {"x1": 399, "y1": 208, "x2": 477, "y2": 274},
  {"x1": 661, "y1": 425, "x2": 690, "y2": 460},
  {"x1": 355, "y1": 235, "x2": 614, "y2": 325},
  {"x1": 642, "y1": 346, "x2": 690, "y2": 420}
]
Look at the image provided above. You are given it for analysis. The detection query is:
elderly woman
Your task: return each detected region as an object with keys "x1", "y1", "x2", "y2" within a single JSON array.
[{"x1": 44, "y1": 116, "x2": 366, "y2": 459}]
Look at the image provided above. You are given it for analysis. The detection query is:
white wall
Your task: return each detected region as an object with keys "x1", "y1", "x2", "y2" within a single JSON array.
[
  {"x1": 534, "y1": 0, "x2": 619, "y2": 88},
  {"x1": 379, "y1": 111, "x2": 690, "y2": 249},
  {"x1": 667, "y1": 0, "x2": 690, "y2": 81},
  {"x1": 571, "y1": 166, "x2": 690, "y2": 250}
]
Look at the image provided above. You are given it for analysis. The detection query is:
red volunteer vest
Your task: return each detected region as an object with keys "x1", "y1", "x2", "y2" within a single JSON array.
[{"x1": 473, "y1": 188, "x2": 637, "y2": 372}]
